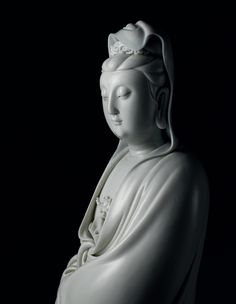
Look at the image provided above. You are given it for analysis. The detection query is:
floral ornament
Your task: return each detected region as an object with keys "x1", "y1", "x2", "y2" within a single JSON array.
[
  {"x1": 96, "y1": 196, "x2": 112, "y2": 215},
  {"x1": 110, "y1": 41, "x2": 150, "y2": 56}
]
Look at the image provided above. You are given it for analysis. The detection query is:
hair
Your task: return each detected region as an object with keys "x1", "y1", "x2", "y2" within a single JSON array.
[{"x1": 102, "y1": 52, "x2": 167, "y2": 83}]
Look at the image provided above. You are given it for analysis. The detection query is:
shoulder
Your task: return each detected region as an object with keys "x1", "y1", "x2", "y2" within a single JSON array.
[
  {"x1": 143, "y1": 151, "x2": 209, "y2": 219},
  {"x1": 145, "y1": 151, "x2": 209, "y2": 194},
  {"x1": 158, "y1": 151, "x2": 206, "y2": 178},
  {"x1": 162, "y1": 150, "x2": 200, "y2": 167}
]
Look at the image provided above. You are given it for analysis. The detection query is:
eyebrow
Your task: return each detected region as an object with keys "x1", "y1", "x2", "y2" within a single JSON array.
[{"x1": 100, "y1": 83, "x2": 130, "y2": 90}]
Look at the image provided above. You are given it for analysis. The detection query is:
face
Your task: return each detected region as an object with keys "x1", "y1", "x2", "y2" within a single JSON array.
[{"x1": 100, "y1": 70, "x2": 157, "y2": 145}]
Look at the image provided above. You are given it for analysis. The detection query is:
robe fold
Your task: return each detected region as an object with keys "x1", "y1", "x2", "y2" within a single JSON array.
[{"x1": 56, "y1": 143, "x2": 209, "y2": 304}]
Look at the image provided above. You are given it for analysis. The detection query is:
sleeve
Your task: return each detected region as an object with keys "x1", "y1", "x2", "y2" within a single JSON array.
[{"x1": 101, "y1": 153, "x2": 209, "y2": 304}]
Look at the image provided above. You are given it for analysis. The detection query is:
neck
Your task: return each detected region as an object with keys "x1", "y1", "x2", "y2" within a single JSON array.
[{"x1": 126, "y1": 130, "x2": 167, "y2": 156}]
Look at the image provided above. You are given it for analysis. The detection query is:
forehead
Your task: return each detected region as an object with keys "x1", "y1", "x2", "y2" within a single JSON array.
[{"x1": 100, "y1": 70, "x2": 146, "y2": 89}]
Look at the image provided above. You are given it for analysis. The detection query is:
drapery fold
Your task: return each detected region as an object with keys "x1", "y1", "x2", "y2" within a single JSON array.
[{"x1": 56, "y1": 144, "x2": 209, "y2": 304}]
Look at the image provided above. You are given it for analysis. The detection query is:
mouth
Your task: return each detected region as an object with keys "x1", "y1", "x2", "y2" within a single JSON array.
[
  {"x1": 111, "y1": 116, "x2": 122, "y2": 125},
  {"x1": 112, "y1": 120, "x2": 122, "y2": 125}
]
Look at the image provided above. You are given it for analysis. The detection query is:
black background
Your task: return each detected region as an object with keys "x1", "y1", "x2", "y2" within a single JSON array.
[{"x1": 14, "y1": 1, "x2": 235, "y2": 303}]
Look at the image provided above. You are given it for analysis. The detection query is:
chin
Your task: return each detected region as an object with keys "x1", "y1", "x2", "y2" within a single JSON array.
[
  {"x1": 109, "y1": 127, "x2": 126, "y2": 140},
  {"x1": 111, "y1": 130, "x2": 124, "y2": 139}
]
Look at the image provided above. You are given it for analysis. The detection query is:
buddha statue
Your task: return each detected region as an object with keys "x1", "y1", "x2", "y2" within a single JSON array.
[{"x1": 56, "y1": 20, "x2": 209, "y2": 304}]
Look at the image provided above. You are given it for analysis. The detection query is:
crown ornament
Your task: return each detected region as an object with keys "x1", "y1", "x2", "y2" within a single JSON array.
[{"x1": 109, "y1": 40, "x2": 150, "y2": 56}]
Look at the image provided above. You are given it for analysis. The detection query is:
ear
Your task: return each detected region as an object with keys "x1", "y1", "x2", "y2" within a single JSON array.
[{"x1": 155, "y1": 87, "x2": 169, "y2": 129}]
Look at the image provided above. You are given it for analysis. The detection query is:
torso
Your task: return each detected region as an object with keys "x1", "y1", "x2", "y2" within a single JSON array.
[{"x1": 89, "y1": 143, "x2": 170, "y2": 241}]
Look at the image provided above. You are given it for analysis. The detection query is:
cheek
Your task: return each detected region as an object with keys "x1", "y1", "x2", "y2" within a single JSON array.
[
  {"x1": 123, "y1": 96, "x2": 153, "y2": 124},
  {"x1": 136, "y1": 92, "x2": 156, "y2": 122}
]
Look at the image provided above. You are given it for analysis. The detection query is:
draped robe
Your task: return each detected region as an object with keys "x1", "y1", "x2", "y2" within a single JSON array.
[{"x1": 56, "y1": 143, "x2": 209, "y2": 304}]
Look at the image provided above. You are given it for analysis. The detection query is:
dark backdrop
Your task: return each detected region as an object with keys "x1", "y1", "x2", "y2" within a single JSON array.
[{"x1": 16, "y1": 2, "x2": 235, "y2": 303}]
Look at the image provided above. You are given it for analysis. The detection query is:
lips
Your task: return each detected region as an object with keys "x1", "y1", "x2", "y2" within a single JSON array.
[
  {"x1": 110, "y1": 115, "x2": 122, "y2": 125},
  {"x1": 111, "y1": 116, "x2": 122, "y2": 125},
  {"x1": 112, "y1": 120, "x2": 122, "y2": 125}
]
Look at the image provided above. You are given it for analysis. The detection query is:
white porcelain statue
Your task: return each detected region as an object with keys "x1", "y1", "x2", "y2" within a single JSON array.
[{"x1": 56, "y1": 20, "x2": 209, "y2": 304}]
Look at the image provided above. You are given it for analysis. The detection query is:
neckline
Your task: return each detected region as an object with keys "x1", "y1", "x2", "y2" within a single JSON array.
[{"x1": 126, "y1": 142, "x2": 170, "y2": 158}]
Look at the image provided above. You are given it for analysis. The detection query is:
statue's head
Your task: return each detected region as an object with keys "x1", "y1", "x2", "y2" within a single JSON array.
[{"x1": 100, "y1": 21, "x2": 177, "y2": 154}]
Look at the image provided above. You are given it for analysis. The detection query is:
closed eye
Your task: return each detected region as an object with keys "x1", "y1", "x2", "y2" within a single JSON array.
[
  {"x1": 117, "y1": 86, "x2": 131, "y2": 99},
  {"x1": 118, "y1": 92, "x2": 131, "y2": 99}
]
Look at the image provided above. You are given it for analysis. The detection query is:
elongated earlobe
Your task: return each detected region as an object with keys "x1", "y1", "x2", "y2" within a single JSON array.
[{"x1": 155, "y1": 88, "x2": 169, "y2": 129}]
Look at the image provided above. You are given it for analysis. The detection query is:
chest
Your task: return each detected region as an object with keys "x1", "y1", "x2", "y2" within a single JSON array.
[
  {"x1": 99, "y1": 154, "x2": 140, "y2": 199},
  {"x1": 89, "y1": 154, "x2": 161, "y2": 243}
]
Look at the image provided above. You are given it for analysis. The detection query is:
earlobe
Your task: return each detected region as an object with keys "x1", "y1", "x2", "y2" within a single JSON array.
[{"x1": 155, "y1": 88, "x2": 169, "y2": 129}]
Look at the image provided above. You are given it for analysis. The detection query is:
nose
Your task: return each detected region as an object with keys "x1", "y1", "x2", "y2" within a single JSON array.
[{"x1": 107, "y1": 98, "x2": 119, "y2": 115}]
